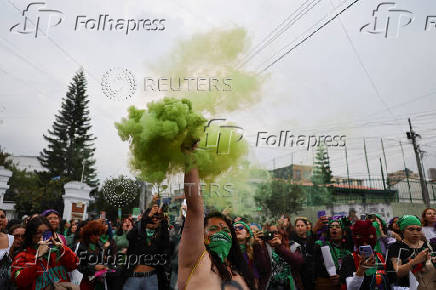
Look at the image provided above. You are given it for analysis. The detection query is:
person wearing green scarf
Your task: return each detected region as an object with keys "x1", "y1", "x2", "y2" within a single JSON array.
[
  {"x1": 339, "y1": 220, "x2": 390, "y2": 290},
  {"x1": 266, "y1": 224, "x2": 304, "y2": 290},
  {"x1": 314, "y1": 219, "x2": 351, "y2": 290},
  {"x1": 387, "y1": 215, "x2": 436, "y2": 289},
  {"x1": 178, "y1": 165, "x2": 255, "y2": 290}
]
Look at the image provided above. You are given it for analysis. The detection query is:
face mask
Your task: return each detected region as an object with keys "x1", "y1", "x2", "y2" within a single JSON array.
[
  {"x1": 146, "y1": 229, "x2": 155, "y2": 238},
  {"x1": 207, "y1": 231, "x2": 232, "y2": 263}
]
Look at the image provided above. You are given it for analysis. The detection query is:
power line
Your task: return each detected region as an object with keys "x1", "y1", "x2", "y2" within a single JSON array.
[
  {"x1": 238, "y1": 0, "x2": 323, "y2": 68},
  {"x1": 260, "y1": 0, "x2": 361, "y2": 73}
]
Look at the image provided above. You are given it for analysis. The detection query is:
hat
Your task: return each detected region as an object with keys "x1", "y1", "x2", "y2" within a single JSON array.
[
  {"x1": 21, "y1": 215, "x2": 29, "y2": 220},
  {"x1": 397, "y1": 215, "x2": 421, "y2": 231},
  {"x1": 41, "y1": 209, "x2": 60, "y2": 217}
]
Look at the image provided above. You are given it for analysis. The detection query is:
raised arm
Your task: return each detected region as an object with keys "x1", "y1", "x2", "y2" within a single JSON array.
[{"x1": 178, "y1": 167, "x2": 206, "y2": 271}]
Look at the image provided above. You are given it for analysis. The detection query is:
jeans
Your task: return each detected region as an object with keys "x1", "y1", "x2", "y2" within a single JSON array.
[{"x1": 123, "y1": 274, "x2": 159, "y2": 290}]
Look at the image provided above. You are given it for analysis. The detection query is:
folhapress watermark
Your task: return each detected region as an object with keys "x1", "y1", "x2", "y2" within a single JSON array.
[
  {"x1": 197, "y1": 119, "x2": 244, "y2": 155},
  {"x1": 255, "y1": 131, "x2": 346, "y2": 151},
  {"x1": 9, "y1": 2, "x2": 166, "y2": 38},
  {"x1": 74, "y1": 15, "x2": 165, "y2": 35},
  {"x1": 361, "y1": 2, "x2": 436, "y2": 38},
  {"x1": 9, "y1": 2, "x2": 63, "y2": 38}
]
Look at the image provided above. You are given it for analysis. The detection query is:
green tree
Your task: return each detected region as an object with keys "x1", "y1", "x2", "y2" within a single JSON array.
[
  {"x1": 254, "y1": 179, "x2": 305, "y2": 219},
  {"x1": 38, "y1": 70, "x2": 98, "y2": 187},
  {"x1": 310, "y1": 144, "x2": 334, "y2": 206}
]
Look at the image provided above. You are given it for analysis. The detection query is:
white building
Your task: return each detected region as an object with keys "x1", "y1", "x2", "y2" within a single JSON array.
[
  {"x1": 7, "y1": 155, "x2": 47, "y2": 172},
  {"x1": 62, "y1": 181, "x2": 94, "y2": 221},
  {"x1": 0, "y1": 166, "x2": 16, "y2": 219}
]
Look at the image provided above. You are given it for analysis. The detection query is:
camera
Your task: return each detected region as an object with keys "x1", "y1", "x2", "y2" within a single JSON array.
[{"x1": 261, "y1": 231, "x2": 275, "y2": 241}]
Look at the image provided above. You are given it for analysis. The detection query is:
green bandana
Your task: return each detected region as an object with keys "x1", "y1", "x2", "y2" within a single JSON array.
[
  {"x1": 89, "y1": 243, "x2": 96, "y2": 251},
  {"x1": 372, "y1": 221, "x2": 382, "y2": 255},
  {"x1": 207, "y1": 231, "x2": 232, "y2": 263},
  {"x1": 397, "y1": 215, "x2": 421, "y2": 231},
  {"x1": 239, "y1": 243, "x2": 246, "y2": 253},
  {"x1": 100, "y1": 234, "x2": 109, "y2": 244},
  {"x1": 146, "y1": 229, "x2": 155, "y2": 238},
  {"x1": 234, "y1": 221, "x2": 253, "y2": 237}
]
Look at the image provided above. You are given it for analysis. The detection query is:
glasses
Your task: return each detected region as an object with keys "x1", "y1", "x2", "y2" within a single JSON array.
[
  {"x1": 406, "y1": 227, "x2": 422, "y2": 232},
  {"x1": 13, "y1": 234, "x2": 25, "y2": 238},
  {"x1": 234, "y1": 225, "x2": 245, "y2": 231},
  {"x1": 207, "y1": 225, "x2": 230, "y2": 234}
]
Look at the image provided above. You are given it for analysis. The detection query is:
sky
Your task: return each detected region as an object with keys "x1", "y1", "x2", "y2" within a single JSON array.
[{"x1": 0, "y1": 0, "x2": 435, "y2": 184}]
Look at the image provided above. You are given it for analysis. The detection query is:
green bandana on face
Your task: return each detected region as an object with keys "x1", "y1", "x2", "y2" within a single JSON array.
[
  {"x1": 207, "y1": 231, "x2": 232, "y2": 263},
  {"x1": 398, "y1": 215, "x2": 422, "y2": 231},
  {"x1": 146, "y1": 229, "x2": 155, "y2": 238}
]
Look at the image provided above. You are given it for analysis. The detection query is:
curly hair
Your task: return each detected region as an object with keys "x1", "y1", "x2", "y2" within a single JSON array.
[{"x1": 79, "y1": 220, "x2": 106, "y2": 245}]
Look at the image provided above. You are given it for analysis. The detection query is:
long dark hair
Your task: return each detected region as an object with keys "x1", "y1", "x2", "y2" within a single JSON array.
[
  {"x1": 22, "y1": 216, "x2": 51, "y2": 249},
  {"x1": 204, "y1": 212, "x2": 255, "y2": 290}
]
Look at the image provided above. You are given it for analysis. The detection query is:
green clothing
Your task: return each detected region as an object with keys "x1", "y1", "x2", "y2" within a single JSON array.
[
  {"x1": 271, "y1": 250, "x2": 295, "y2": 290},
  {"x1": 114, "y1": 233, "x2": 129, "y2": 249}
]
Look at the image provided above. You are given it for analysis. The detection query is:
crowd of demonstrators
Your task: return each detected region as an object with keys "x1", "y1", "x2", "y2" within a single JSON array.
[{"x1": 0, "y1": 186, "x2": 436, "y2": 289}]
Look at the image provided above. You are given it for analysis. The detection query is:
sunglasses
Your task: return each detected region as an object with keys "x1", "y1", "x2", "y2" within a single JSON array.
[{"x1": 234, "y1": 225, "x2": 245, "y2": 231}]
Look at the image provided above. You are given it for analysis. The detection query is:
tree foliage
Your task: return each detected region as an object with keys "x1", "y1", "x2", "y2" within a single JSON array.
[
  {"x1": 254, "y1": 179, "x2": 305, "y2": 219},
  {"x1": 38, "y1": 70, "x2": 98, "y2": 187}
]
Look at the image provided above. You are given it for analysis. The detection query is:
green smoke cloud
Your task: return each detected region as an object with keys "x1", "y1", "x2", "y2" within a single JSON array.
[
  {"x1": 117, "y1": 28, "x2": 262, "y2": 183},
  {"x1": 156, "y1": 28, "x2": 264, "y2": 115},
  {"x1": 116, "y1": 98, "x2": 248, "y2": 183}
]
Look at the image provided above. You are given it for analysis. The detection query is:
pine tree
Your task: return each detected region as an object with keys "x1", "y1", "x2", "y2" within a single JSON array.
[
  {"x1": 309, "y1": 144, "x2": 333, "y2": 206},
  {"x1": 38, "y1": 70, "x2": 98, "y2": 186},
  {"x1": 312, "y1": 144, "x2": 333, "y2": 185}
]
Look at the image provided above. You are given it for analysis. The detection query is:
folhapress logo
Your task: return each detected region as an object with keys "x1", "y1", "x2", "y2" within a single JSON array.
[
  {"x1": 10, "y1": 2, "x2": 166, "y2": 38},
  {"x1": 9, "y1": 2, "x2": 63, "y2": 38},
  {"x1": 360, "y1": 2, "x2": 414, "y2": 38}
]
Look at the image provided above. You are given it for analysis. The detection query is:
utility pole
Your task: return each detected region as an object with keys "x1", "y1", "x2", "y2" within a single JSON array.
[{"x1": 407, "y1": 118, "x2": 430, "y2": 207}]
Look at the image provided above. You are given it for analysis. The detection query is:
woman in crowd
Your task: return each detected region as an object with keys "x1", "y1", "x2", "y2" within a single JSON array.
[
  {"x1": 41, "y1": 209, "x2": 67, "y2": 245},
  {"x1": 11, "y1": 216, "x2": 78, "y2": 289},
  {"x1": 387, "y1": 217, "x2": 402, "y2": 242},
  {"x1": 292, "y1": 217, "x2": 315, "y2": 290},
  {"x1": 313, "y1": 219, "x2": 351, "y2": 290},
  {"x1": 421, "y1": 208, "x2": 436, "y2": 242},
  {"x1": 266, "y1": 223, "x2": 303, "y2": 290},
  {"x1": 114, "y1": 217, "x2": 133, "y2": 254},
  {"x1": 77, "y1": 219, "x2": 111, "y2": 290},
  {"x1": 8, "y1": 224, "x2": 25, "y2": 258},
  {"x1": 339, "y1": 220, "x2": 388, "y2": 290},
  {"x1": 234, "y1": 220, "x2": 271, "y2": 290},
  {"x1": 66, "y1": 219, "x2": 79, "y2": 248},
  {"x1": 388, "y1": 215, "x2": 436, "y2": 289},
  {"x1": 178, "y1": 164, "x2": 255, "y2": 290},
  {"x1": 370, "y1": 214, "x2": 392, "y2": 256},
  {"x1": 0, "y1": 209, "x2": 14, "y2": 289},
  {"x1": 125, "y1": 206, "x2": 169, "y2": 290}
]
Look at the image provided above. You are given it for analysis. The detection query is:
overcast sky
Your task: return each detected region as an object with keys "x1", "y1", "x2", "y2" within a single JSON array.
[{"x1": 1, "y1": 0, "x2": 435, "y2": 183}]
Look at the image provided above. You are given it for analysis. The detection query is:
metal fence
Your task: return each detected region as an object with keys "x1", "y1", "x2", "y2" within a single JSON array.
[{"x1": 332, "y1": 178, "x2": 436, "y2": 204}]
